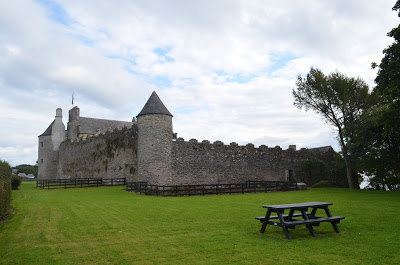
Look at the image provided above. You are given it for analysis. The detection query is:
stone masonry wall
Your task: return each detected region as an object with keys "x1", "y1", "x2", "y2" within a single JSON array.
[
  {"x1": 171, "y1": 138, "x2": 313, "y2": 185},
  {"x1": 57, "y1": 125, "x2": 138, "y2": 181},
  {"x1": 137, "y1": 114, "x2": 173, "y2": 185}
]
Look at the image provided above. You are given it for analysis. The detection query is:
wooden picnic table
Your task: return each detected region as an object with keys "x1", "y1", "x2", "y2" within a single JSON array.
[{"x1": 255, "y1": 202, "x2": 345, "y2": 240}]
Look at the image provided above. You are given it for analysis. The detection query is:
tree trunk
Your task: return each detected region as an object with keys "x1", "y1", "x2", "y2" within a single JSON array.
[
  {"x1": 342, "y1": 152, "x2": 360, "y2": 189},
  {"x1": 338, "y1": 128, "x2": 360, "y2": 189}
]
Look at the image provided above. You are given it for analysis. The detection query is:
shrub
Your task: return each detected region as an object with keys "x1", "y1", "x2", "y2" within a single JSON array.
[
  {"x1": 0, "y1": 160, "x2": 12, "y2": 220},
  {"x1": 311, "y1": 180, "x2": 331, "y2": 188},
  {"x1": 0, "y1": 160, "x2": 12, "y2": 180},
  {"x1": 11, "y1": 175, "x2": 22, "y2": 190},
  {"x1": 301, "y1": 156, "x2": 329, "y2": 185}
]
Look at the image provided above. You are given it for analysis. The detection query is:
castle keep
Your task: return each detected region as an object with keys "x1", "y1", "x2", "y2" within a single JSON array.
[{"x1": 38, "y1": 91, "x2": 336, "y2": 185}]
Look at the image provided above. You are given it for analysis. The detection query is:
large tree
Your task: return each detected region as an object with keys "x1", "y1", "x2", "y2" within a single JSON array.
[
  {"x1": 350, "y1": 106, "x2": 400, "y2": 190},
  {"x1": 373, "y1": 0, "x2": 400, "y2": 134},
  {"x1": 293, "y1": 68, "x2": 375, "y2": 189},
  {"x1": 355, "y1": 0, "x2": 400, "y2": 190}
]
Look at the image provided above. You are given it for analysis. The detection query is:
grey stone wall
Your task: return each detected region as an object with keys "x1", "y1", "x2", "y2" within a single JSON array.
[
  {"x1": 137, "y1": 114, "x2": 173, "y2": 185},
  {"x1": 171, "y1": 138, "x2": 321, "y2": 185},
  {"x1": 57, "y1": 125, "x2": 138, "y2": 180}
]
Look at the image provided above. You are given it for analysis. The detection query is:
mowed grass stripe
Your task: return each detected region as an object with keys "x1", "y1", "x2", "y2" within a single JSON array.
[{"x1": 0, "y1": 182, "x2": 399, "y2": 264}]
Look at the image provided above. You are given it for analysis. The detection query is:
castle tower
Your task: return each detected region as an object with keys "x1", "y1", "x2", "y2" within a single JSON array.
[
  {"x1": 67, "y1": 106, "x2": 80, "y2": 139},
  {"x1": 38, "y1": 108, "x2": 66, "y2": 179},
  {"x1": 136, "y1": 91, "x2": 173, "y2": 185}
]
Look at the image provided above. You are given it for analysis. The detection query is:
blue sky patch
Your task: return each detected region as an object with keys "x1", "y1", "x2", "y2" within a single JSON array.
[
  {"x1": 73, "y1": 35, "x2": 96, "y2": 46},
  {"x1": 269, "y1": 53, "x2": 298, "y2": 72},
  {"x1": 36, "y1": 0, "x2": 73, "y2": 26},
  {"x1": 108, "y1": 54, "x2": 137, "y2": 66},
  {"x1": 154, "y1": 46, "x2": 174, "y2": 63},
  {"x1": 124, "y1": 66, "x2": 171, "y2": 88},
  {"x1": 176, "y1": 106, "x2": 210, "y2": 114},
  {"x1": 215, "y1": 71, "x2": 256, "y2": 84}
]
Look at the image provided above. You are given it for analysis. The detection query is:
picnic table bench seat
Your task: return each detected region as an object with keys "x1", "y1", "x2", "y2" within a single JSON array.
[
  {"x1": 255, "y1": 212, "x2": 310, "y2": 222},
  {"x1": 284, "y1": 216, "x2": 345, "y2": 226}
]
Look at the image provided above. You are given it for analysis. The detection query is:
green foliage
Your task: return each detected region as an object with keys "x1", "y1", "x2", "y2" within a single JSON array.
[
  {"x1": 0, "y1": 160, "x2": 12, "y2": 220},
  {"x1": 331, "y1": 153, "x2": 357, "y2": 188},
  {"x1": 293, "y1": 67, "x2": 375, "y2": 189},
  {"x1": 0, "y1": 160, "x2": 12, "y2": 180},
  {"x1": 359, "y1": 1, "x2": 400, "y2": 190},
  {"x1": 15, "y1": 164, "x2": 38, "y2": 177},
  {"x1": 0, "y1": 179, "x2": 12, "y2": 220},
  {"x1": 11, "y1": 175, "x2": 21, "y2": 190},
  {"x1": 311, "y1": 180, "x2": 331, "y2": 188},
  {"x1": 351, "y1": 99, "x2": 400, "y2": 190},
  {"x1": 301, "y1": 156, "x2": 329, "y2": 185}
]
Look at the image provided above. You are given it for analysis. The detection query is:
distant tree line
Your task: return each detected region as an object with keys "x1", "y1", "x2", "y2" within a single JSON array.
[
  {"x1": 15, "y1": 164, "x2": 38, "y2": 177},
  {"x1": 293, "y1": 1, "x2": 400, "y2": 190}
]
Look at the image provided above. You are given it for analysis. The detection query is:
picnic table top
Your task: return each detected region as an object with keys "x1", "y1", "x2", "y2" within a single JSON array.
[{"x1": 262, "y1": 201, "x2": 332, "y2": 210}]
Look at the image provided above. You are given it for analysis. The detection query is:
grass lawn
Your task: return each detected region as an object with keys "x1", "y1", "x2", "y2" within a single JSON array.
[{"x1": 1, "y1": 182, "x2": 399, "y2": 264}]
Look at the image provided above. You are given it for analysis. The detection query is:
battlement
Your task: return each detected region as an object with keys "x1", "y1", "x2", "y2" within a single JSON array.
[{"x1": 174, "y1": 137, "x2": 301, "y2": 153}]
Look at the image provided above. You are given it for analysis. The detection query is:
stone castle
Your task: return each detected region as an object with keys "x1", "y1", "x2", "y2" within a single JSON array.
[{"x1": 38, "y1": 91, "x2": 337, "y2": 185}]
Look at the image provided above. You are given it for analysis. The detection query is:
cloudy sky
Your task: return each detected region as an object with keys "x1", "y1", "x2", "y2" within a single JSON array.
[{"x1": 0, "y1": 0, "x2": 398, "y2": 166}]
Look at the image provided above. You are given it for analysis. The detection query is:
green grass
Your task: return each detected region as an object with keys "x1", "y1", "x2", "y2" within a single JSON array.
[{"x1": 1, "y1": 182, "x2": 399, "y2": 264}]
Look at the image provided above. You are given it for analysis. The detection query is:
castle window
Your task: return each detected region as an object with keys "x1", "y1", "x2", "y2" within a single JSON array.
[
  {"x1": 40, "y1": 142, "x2": 44, "y2": 148},
  {"x1": 41, "y1": 159, "x2": 43, "y2": 164}
]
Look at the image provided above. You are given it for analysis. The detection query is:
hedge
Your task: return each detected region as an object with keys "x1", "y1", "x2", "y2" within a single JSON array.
[{"x1": 0, "y1": 160, "x2": 12, "y2": 220}]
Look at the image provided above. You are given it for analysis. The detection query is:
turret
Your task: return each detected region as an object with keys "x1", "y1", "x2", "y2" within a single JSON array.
[
  {"x1": 136, "y1": 91, "x2": 173, "y2": 185},
  {"x1": 38, "y1": 108, "x2": 66, "y2": 179},
  {"x1": 67, "y1": 106, "x2": 80, "y2": 138}
]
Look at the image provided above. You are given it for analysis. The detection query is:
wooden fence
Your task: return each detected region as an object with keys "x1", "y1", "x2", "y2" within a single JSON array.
[
  {"x1": 126, "y1": 181, "x2": 298, "y2": 196},
  {"x1": 36, "y1": 178, "x2": 126, "y2": 189}
]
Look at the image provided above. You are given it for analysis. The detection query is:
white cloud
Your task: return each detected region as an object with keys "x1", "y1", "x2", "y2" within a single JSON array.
[{"x1": 0, "y1": 0, "x2": 398, "y2": 166}]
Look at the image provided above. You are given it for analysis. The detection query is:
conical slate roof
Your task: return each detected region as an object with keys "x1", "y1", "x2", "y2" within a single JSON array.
[
  {"x1": 39, "y1": 120, "x2": 55, "y2": 136},
  {"x1": 137, "y1": 91, "x2": 173, "y2": 117}
]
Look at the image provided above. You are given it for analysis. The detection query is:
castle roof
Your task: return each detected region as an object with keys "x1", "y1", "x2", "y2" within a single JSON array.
[
  {"x1": 39, "y1": 120, "x2": 55, "y2": 137},
  {"x1": 308, "y1": 146, "x2": 334, "y2": 153},
  {"x1": 78, "y1": 117, "x2": 133, "y2": 135},
  {"x1": 137, "y1": 91, "x2": 173, "y2": 117}
]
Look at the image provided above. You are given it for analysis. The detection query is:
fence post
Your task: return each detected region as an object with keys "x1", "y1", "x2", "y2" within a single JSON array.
[
  {"x1": 64, "y1": 180, "x2": 66, "y2": 189},
  {"x1": 111, "y1": 178, "x2": 114, "y2": 186}
]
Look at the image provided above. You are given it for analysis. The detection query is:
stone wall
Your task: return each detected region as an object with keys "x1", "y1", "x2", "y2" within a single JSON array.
[
  {"x1": 171, "y1": 138, "x2": 315, "y2": 185},
  {"x1": 57, "y1": 125, "x2": 138, "y2": 180}
]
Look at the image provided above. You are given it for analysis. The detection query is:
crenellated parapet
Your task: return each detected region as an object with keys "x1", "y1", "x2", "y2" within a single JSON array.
[{"x1": 172, "y1": 137, "x2": 301, "y2": 154}]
